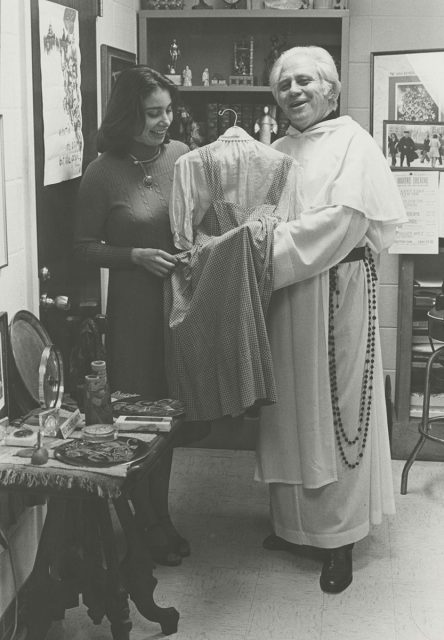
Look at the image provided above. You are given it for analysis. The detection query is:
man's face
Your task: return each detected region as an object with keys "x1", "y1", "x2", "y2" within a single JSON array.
[{"x1": 275, "y1": 55, "x2": 331, "y2": 132}]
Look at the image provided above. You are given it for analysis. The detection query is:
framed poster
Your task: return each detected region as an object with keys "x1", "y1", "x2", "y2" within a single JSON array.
[
  {"x1": 0, "y1": 312, "x2": 9, "y2": 421},
  {"x1": 100, "y1": 45, "x2": 137, "y2": 117},
  {"x1": 0, "y1": 116, "x2": 7, "y2": 269},
  {"x1": 370, "y1": 49, "x2": 444, "y2": 155}
]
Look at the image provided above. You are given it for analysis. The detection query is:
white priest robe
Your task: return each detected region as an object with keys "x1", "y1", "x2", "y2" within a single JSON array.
[{"x1": 255, "y1": 116, "x2": 408, "y2": 548}]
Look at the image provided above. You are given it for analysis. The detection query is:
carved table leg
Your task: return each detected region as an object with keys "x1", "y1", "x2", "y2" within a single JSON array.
[
  {"x1": 95, "y1": 497, "x2": 132, "y2": 640},
  {"x1": 113, "y1": 494, "x2": 180, "y2": 636}
]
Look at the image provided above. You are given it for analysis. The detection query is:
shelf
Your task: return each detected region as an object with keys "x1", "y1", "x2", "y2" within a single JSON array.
[
  {"x1": 179, "y1": 85, "x2": 272, "y2": 92},
  {"x1": 139, "y1": 9, "x2": 349, "y2": 18}
]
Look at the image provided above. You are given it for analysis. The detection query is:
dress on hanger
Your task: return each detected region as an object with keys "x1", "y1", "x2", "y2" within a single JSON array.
[{"x1": 164, "y1": 127, "x2": 303, "y2": 421}]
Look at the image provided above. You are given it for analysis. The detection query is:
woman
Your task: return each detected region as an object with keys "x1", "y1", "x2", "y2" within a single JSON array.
[
  {"x1": 74, "y1": 65, "x2": 195, "y2": 566},
  {"x1": 429, "y1": 133, "x2": 440, "y2": 167},
  {"x1": 388, "y1": 132, "x2": 399, "y2": 166},
  {"x1": 255, "y1": 47, "x2": 407, "y2": 593}
]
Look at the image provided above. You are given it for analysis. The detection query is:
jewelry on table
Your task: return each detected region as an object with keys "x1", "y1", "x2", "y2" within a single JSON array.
[{"x1": 129, "y1": 148, "x2": 161, "y2": 189}]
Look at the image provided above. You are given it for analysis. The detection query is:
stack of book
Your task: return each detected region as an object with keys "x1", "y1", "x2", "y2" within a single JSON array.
[{"x1": 410, "y1": 391, "x2": 444, "y2": 418}]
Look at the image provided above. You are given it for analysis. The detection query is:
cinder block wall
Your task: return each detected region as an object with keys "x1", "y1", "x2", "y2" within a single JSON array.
[{"x1": 348, "y1": 0, "x2": 444, "y2": 395}]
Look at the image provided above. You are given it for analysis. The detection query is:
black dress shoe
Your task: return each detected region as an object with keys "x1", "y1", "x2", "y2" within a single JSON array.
[{"x1": 320, "y1": 544, "x2": 353, "y2": 594}]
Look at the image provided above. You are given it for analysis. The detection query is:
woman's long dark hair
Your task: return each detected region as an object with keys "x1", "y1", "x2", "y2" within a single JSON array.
[{"x1": 97, "y1": 65, "x2": 180, "y2": 154}]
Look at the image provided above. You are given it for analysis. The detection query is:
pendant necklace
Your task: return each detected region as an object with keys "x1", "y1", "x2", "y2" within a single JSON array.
[{"x1": 129, "y1": 148, "x2": 161, "y2": 189}]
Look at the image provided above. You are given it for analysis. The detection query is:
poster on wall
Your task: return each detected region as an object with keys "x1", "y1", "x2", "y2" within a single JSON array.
[
  {"x1": 39, "y1": 0, "x2": 83, "y2": 185},
  {"x1": 370, "y1": 49, "x2": 444, "y2": 156},
  {"x1": 389, "y1": 171, "x2": 440, "y2": 254}
]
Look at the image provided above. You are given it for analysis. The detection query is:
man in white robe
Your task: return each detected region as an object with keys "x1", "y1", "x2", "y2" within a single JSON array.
[{"x1": 255, "y1": 46, "x2": 408, "y2": 593}]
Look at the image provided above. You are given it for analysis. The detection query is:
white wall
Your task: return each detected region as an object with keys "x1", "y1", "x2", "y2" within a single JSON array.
[
  {"x1": 347, "y1": 0, "x2": 444, "y2": 392},
  {"x1": 0, "y1": 0, "x2": 42, "y2": 619}
]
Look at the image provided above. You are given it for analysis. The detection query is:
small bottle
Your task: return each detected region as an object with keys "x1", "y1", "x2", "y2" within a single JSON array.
[
  {"x1": 84, "y1": 374, "x2": 102, "y2": 426},
  {"x1": 90, "y1": 360, "x2": 114, "y2": 425}
]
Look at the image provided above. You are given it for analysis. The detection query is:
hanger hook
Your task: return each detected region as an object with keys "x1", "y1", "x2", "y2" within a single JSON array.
[{"x1": 218, "y1": 107, "x2": 238, "y2": 127}]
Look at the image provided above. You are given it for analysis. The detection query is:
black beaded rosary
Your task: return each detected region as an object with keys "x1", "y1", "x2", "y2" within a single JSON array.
[
  {"x1": 328, "y1": 249, "x2": 378, "y2": 470},
  {"x1": 129, "y1": 149, "x2": 161, "y2": 189}
]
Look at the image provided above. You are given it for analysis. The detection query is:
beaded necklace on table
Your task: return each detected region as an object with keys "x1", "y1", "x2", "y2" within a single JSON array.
[{"x1": 328, "y1": 248, "x2": 378, "y2": 470}]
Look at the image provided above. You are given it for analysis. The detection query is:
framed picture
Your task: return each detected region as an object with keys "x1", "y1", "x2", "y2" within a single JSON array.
[
  {"x1": 0, "y1": 312, "x2": 9, "y2": 421},
  {"x1": 100, "y1": 45, "x2": 137, "y2": 117},
  {"x1": 0, "y1": 116, "x2": 8, "y2": 269},
  {"x1": 370, "y1": 49, "x2": 444, "y2": 154},
  {"x1": 383, "y1": 120, "x2": 444, "y2": 170}
]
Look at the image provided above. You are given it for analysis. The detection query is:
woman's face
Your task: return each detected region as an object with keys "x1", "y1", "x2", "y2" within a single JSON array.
[
  {"x1": 275, "y1": 55, "x2": 331, "y2": 132},
  {"x1": 133, "y1": 87, "x2": 173, "y2": 147}
]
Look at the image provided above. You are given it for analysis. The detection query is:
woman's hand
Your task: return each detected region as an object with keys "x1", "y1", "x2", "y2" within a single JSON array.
[{"x1": 131, "y1": 248, "x2": 178, "y2": 277}]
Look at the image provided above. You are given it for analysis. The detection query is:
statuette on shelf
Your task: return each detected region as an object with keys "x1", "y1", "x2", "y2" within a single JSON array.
[
  {"x1": 168, "y1": 39, "x2": 180, "y2": 74},
  {"x1": 182, "y1": 65, "x2": 192, "y2": 86},
  {"x1": 254, "y1": 106, "x2": 278, "y2": 146},
  {"x1": 202, "y1": 68, "x2": 210, "y2": 86},
  {"x1": 229, "y1": 36, "x2": 254, "y2": 86}
]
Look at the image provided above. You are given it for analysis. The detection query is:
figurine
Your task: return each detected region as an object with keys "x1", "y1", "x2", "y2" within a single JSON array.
[
  {"x1": 168, "y1": 39, "x2": 180, "y2": 74},
  {"x1": 182, "y1": 65, "x2": 192, "y2": 86},
  {"x1": 254, "y1": 106, "x2": 278, "y2": 146},
  {"x1": 202, "y1": 67, "x2": 210, "y2": 86}
]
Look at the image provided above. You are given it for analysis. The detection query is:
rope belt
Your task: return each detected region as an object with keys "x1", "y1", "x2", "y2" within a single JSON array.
[{"x1": 339, "y1": 246, "x2": 366, "y2": 264}]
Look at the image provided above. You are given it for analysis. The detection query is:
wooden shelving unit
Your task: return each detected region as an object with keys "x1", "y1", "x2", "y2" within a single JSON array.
[{"x1": 138, "y1": 8, "x2": 350, "y2": 112}]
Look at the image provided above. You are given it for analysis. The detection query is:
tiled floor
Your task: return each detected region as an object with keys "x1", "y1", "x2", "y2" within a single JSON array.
[{"x1": 44, "y1": 448, "x2": 444, "y2": 640}]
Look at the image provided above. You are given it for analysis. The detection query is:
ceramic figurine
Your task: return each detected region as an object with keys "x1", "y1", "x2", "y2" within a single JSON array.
[
  {"x1": 168, "y1": 39, "x2": 180, "y2": 74},
  {"x1": 202, "y1": 67, "x2": 210, "y2": 86},
  {"x1": 182, "y1": 65, "x2": 192, "y2": 86},
  {"x1": 254, "y1": 106, "x2": 278, "y2": 145}
]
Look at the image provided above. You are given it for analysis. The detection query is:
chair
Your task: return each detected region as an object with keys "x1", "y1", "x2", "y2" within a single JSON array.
[{"x1": 401, "y1": 305, "x2": 444, "y2": 494}]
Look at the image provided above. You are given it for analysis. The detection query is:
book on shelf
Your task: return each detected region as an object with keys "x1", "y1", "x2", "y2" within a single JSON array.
[
  {"x1": 411, "y1": 391, "x2": 444, "y2": 407},
  {"x1": 409, "y1": 406, "x2": 444, "y2": 418}
]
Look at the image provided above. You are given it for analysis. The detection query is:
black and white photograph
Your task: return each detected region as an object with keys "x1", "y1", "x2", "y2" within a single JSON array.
[
  {"x1": 371, "y1": 48, "x2": 444, "y2": 152},
  {"x1": 383, "y1": 119, "x2": 444, "y2": 169},
  {"x1": 1, "y1": 3, "x2": 444, "y2": 640}
]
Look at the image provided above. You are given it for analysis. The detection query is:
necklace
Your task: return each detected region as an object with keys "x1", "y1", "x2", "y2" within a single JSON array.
[{"x1": 129, "y1": 148, "x2": 161, "y2": 189}]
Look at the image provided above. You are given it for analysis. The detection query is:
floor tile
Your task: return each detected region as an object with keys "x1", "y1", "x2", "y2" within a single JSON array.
[{"x1": 41, "y1": 452, "x2": 444, "y2": 640}]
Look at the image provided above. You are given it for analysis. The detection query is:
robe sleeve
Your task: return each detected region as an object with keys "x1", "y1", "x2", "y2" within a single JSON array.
[{"x1": 272, "y1": 205, "x2": 369, "y2": 290}]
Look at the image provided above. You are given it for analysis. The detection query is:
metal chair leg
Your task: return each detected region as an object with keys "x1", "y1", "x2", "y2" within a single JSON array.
[
  {"x1": 400, "y1": 433, "x2": 428, "y2": 494},
  {"x1": 401, "y1": 345, "x2": 444, "y2": 495}
]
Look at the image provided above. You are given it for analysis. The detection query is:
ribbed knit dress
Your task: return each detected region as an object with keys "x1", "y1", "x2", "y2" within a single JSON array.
[{"x1": 74, "y1": 140, "x2": 188, "y2": 398}]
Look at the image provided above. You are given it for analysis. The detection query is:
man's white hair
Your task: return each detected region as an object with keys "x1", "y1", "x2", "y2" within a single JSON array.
[{"x1": 269, "y1": 46, "x2": 341, "y2": 112}]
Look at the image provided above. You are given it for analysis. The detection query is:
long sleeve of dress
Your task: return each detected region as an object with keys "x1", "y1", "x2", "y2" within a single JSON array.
[{"x1": 74, "y1": 160, "x2": 134, "y2": 269}]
